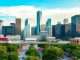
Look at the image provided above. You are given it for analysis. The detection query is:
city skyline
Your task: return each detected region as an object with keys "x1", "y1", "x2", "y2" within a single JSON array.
[{"x1": 0, "y1": 0, "x2": 80, "y2": 29}]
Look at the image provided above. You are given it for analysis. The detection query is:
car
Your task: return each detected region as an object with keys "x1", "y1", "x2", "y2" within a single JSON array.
[{"x1": 22, "y1": 57, "x2": 24, "y2": 59}]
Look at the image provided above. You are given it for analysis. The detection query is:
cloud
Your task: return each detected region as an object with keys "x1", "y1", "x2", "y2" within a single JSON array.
[{"x1": 0, "y1": 6, "x2": 80, "y2": 29}]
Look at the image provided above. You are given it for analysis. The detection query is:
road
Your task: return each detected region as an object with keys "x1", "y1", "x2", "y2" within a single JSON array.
[
  {"x1": 19, "y1": 45, "x2": 30, "y2": 60},
  {"x1": 58, "y1": 55, "x2": 71, "y2": 60}
]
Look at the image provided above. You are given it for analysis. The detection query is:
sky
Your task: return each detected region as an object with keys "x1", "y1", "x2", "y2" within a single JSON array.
[{"x1": 0, "y1": 0, "x2": 80, "y2": 29}]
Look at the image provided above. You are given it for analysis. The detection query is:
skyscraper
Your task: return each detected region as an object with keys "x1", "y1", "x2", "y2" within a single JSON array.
[
  {"x1": 15, "y1": 18, "x2": 21, "y2": 35},
  {"x1": 0, "y1": 20, "x2": 3, "y2": 34},
  {"x1": 23, "y1": 19, "x2": 30, "y2": 39},
  {"x1": 36, "y1": 11, "x2": 42, "y2": 35},
  {"x1": 25, "y1": 19, "x2": 28, "y2": 27},
  {"x1": 31, "y1": 26, "x2": 37, "y2": 35},
  {"x1": 71, "y1": 15, "x2": 80, "y2": 37},
  {"x1": 63, "y1": 19, "x2": 70, "y2": 37},
  {"x1": 10, "y1": 23, "x2": 15, "y2": 35},
  {"x1": 52, "y1": 25, "x2": 55, "y2": 37},
  {"x1": 64, "y1": 19, "x2": 68, "y2": 24},
  {"x1": 45, "y1": 18, "x2": 52, "y2": 37},
  {"x1": 55, "y1": 22, "x2": 62, "y2": 38}
]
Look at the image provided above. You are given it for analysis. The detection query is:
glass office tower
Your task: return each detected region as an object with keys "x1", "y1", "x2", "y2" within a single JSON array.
[
  {"x1": 71, "y1": 15, "x2": 80, "y2": 37},
  {"x1": 46, "y1": 18, "x2": 52, "y2": 37},
  {"x1": 36, "y1": 11, "x2": 42, "y2": 35}
]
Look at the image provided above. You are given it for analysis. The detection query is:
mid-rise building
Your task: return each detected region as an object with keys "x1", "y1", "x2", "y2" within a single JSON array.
[
  {"x1": 2, "y1": 26, "x2": 15, "y2": 36},
  {"x1": 31, "y1": 26, "x2": 37, "y2": 35}
]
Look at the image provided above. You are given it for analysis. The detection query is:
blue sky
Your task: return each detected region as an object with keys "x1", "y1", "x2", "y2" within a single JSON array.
[{"x1": 0, "y1": 0, "x2": 80, "y2": 8}]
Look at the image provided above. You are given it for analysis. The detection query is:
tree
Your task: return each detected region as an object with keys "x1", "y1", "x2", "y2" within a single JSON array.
[
  {"x1": 25, "y1": 56, "x2": 40, "y2": 60},
  {"x1": 0, "y1": 46, "x2": 8, "y2": 60},
  {"x1": 43, "y1": 46, "x2": 64, "y2": 60},
  {"x1": 8, "y1": 52, "x2": 19, "y2": 60},
  {"x1": 26, "y1": 46, "x2": 39, "y2": 56}
]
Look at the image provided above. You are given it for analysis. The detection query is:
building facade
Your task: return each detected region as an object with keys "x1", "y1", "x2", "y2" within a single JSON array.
[
  {"x1": 55, "y1": 22, "x2": 62, "y2": 38},
  {"x1": 2, "y1": 26, "x2": 15, "y2": 36},
  {"x1": 36, "y1": 11, "x2": 42, "y2": 35},
  {"x1": 15, "y1": 18, "x2": 21, "y2": 35},
  {"x1": 71, "y1": 15, "x2": 80, "y2": 37},
  {"x1": 45, "y1": 18, "x2": 52, "y2": 37},
  {"x1": 63, "y1": 19, "x2": 70, "y2": 37},
  {"x1": 0, "y1": 20, "x2": 3, "y2": 34},
  {"x1": 31, "y1": 26, "x2": 37, "y2": 35}
]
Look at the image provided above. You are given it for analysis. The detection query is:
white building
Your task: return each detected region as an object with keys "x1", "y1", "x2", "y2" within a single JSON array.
[
  {"x1": 6, "y1": 35, "x2": 21, "y2": 41},
  {"x1": 23, "y1": 24, "x2": 30, "y2": 40}
]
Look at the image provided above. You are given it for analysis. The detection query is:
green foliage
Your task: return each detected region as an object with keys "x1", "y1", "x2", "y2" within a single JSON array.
[
  {"x1": 43, "y1": 46, "x2": 64, "y2": 60},
  {"x1": 0, "y1": 46, "x2": 8, "y2": 60},
  {"x1": 59, "y1": 37, "x2": 71, "y2": 41},
  {"x1": 26, "y1": 46, "x2": 39, "y2": 56},
  {"x1": 54, "y1": 44, "x2": 80, "y2": 59},
  {"x1": 25, "y1": 56, "x2": 40, "y2": 60},
  {"x1": 0, "y1": 43, "x2": 19, "y2": 60},
  {"x1": 8, "y1": 52, "x2": 19, "y2": 60}
]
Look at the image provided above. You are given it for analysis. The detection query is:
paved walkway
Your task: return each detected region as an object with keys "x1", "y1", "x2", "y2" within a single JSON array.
[{"x1": 19, "y1": 45, "x2": 30, "y2": 60}]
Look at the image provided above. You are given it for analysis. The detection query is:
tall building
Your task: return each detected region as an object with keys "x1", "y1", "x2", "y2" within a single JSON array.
[
  {"x1": 23, "y1": 24, "x2": 30, "y2": 39},
  {"x1": 0, "y1": 20, "x2": 3, "y2": 34},
  {"x1": 64, "y1": 19, "x2": 68, "y2": 24},
  {"x1": 45, "y1": 18, "x2": 52, "y2": 37},
  {"x1": 31, "y1": 26, "x2": 37, "y2": 35},
  {"x1": 2, "y1": 26, "x2": 15, "y2": 37},
  {"x1": 40, "y1": 24, "x2": 46, "y2": 31},
  {"x1": 52, "y1": 25, "x2": 55, "y2": 37},
  {"x1": 36, "y1": 11, "x2": 42, "y2": 35},
  {"x1": 15, "y1": 18, "x2": 21, "y2": 35},
  {"x1": 71, "y1": 15, "x2": 80, "y2": 37},
  {"x1": 63, "y1": 19, "x2": 70, "y2": 37},
  {"x1": 23, "y1": 19, "x2": 30, "y2": 40},
  {"x1": 25, "y1": 19, "x2": 28, "y2": 27},
  {"x1": 55, "y1": 22, "x2": 62, "y2": 38},
  {"x1": 10, "y1": 23, "x2": 15, "y2": 35}
]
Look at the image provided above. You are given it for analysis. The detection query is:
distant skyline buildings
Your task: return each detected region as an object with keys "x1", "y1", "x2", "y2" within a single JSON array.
[
  {"x1": 0, "y1": 11, "x2": 80, "y2": 38},
  {"x1": 0, "y1": 0, "x2": 80, "y2": 29},
  {"x1": 0, "y1": 7, "x2": 80, "y2": 30}
]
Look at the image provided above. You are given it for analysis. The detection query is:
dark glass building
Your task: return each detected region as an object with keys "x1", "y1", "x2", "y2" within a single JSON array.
[
  {"x1": 31, "y1": 26, "x2": 37, "y2": 35},
  {"x1": 55, "y1": 22, "x2": 62, "y2": 38},
  {"x1": 71, "y1": 15, "x2": 80, "y2": 37},
  {"x1": 52, "y1": 25, "x2": 55, "y2": 37},
  {"x1": 2, "y1": 26, "x2": 15, "y2": 37}
]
